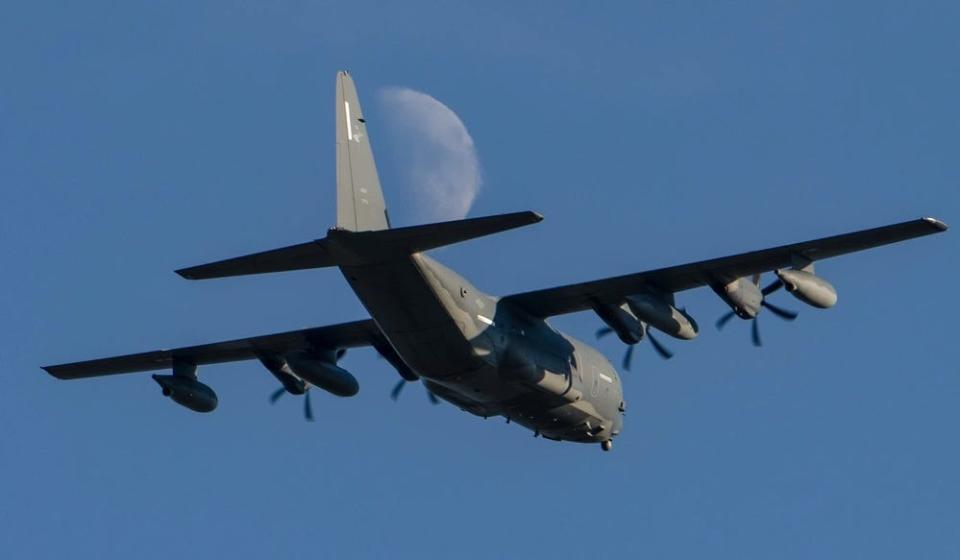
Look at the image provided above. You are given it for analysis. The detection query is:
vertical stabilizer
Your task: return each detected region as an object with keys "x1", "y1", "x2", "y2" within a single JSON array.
[{"x1": 336, "y1": 71, "x2": 390, "y2": 231}]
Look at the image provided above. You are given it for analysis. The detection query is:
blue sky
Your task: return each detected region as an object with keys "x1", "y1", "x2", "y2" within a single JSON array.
[{"x1": 2, "y1": 2, "x2": 958, "y2": 558}]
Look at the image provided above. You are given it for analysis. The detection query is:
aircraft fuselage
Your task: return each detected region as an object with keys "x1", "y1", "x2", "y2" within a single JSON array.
[{"x1": 340, "y1": 252, "x2": 624, "y2": 444}]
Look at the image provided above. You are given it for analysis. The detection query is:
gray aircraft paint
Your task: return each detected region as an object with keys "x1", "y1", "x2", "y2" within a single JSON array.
[
  {"x1": 332, "y1": 71, "x2": 622, "y2": 443},
  {"x1": 336, "y1": 71, "x2": 389, "y2": 232},
  {"x1": 42, "y1": 71, "x2": 948, "y2": 451}
]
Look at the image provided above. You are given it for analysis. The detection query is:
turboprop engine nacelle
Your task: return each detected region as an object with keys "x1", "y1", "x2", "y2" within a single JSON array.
[
  {"x1": 285, "y1": 351, "x2": 359, "y2": 397},
  {"x1": 152, "y1": 374, "x2": 218, "y2": 413},
  {"x1": 624, "y1": 294, "x2": 698, "y2": 340},
  {"x1": 594, "y1": 303, "x2": 644, "y2": 345},
  {"x1": 775, "y1": 269, "x2": 838, "y2": 309},
  {"x1": 258, "y1": 354, "x2": 308, "y2": 395},
  {"x1": 712, "y1": 277, "x2": 763, "y2": 319}
]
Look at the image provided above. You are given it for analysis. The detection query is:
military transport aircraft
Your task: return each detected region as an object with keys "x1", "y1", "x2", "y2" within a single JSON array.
[{"x1": 44, "y1": 71, "x2": 948, "y2": 451}]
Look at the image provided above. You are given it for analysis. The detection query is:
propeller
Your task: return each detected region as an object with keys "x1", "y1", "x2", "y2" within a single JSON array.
[
  {"x1": 715, "y1": 276, "x2": 798, "y2": 347},
  {"x1": 762, "y1": 277, "x2": 784, "y2": 296},
  {"x1": 390, "y1": 379, "x2": 405, "y2": 401},
  {"x1": 596, "y1": 324, "x2": 673, "y2": 369},
  {"x1": 374, "y1": 344, "x2": 436, "y2": 403},
  {"x1": 268, "y1": 385, "x2": 314, "y2": 421},
  {"x1": 390, "y1": 379, "x2": 441, "y2": 404},
  {"x1": 304, "y1": 391, "x2": 314, "y2": 421}
]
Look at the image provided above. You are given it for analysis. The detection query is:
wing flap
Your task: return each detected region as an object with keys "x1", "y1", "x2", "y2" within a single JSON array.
[
  {"x1": 505, "y1": 217, "x2": 948, "y2": 318},
  {"x1": 43, "y1": 319, "x2": 379, "y2": 379}
]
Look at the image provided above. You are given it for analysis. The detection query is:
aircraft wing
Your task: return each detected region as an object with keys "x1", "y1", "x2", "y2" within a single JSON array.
[
  {"x1": 43, "y1": 319, "x2": 380, "y2": 380},
  {"x1": 502, "y1": 217, "x2": 948, "y2": 319}
]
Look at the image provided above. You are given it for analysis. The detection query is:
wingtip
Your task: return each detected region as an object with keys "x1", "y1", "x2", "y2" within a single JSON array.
[
  {"x1": 922, "y1": 217, "x2": 949, "y2": 231},
  {"x1": 530, "y1": 211, "x2": 545, "y2": 223}
]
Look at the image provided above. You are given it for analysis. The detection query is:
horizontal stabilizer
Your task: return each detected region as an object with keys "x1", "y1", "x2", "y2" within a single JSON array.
[
  {"x1": 176, "y1": 211, "x2": 543, "y2": 280},
  {"x1": 176, "y1": 239, "x2": 337, "y2": 280},
  {"x1": 340, "y1": 210, "x2": 544, "y2": 254}
]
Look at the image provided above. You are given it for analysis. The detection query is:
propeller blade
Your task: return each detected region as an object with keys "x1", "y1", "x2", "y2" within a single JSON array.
[
  {"x1": 270, "y1": 387, "x2": 286, "y2": 404},
  {"x1": 304, "y1": 390, "x2": 314, "y2": 421},
  {"x1": 596, "y1": 326, "x2": 614, "y2": 339},
  {"x1": 762, "y1": 279, "x2": 784, "y2": 296},
  {"x1": 762, "y1": 301, "x2": 798, "y2": 320},
  {"x1": 647, "y1": 332, "x2": 674, "y2": 360},
  {"x1": 716, "y1": 310, "x2": 737, "y2": 330},
  {"x1": 751, "y1": 318, "x2": 762, "y2": 347},
  {"x1": 390, "y1": 380, "x2": 406, "y2": 401},
  {"x1": 336, "y1": 348, "x2": 347, "y2": 360},
  {"x1": 622, "y1": 345, "x2": 635, "y2": 371},
  {"x1": 426, "y1": 390, "x2": 440, "y2": 405}
]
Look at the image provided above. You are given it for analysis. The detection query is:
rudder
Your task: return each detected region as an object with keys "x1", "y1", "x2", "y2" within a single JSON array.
[{"x1": 336, "y1": 71, "x2": 390, "y2": 231}]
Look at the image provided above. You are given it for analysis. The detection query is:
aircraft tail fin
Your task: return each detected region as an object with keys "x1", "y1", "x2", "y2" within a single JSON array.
[
  {"x1": 336, "y1": 71, "x2": 390, "y2": 232},
  {"x1": 175, "y1": 72, "x2": 542, "y2": 281}
]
